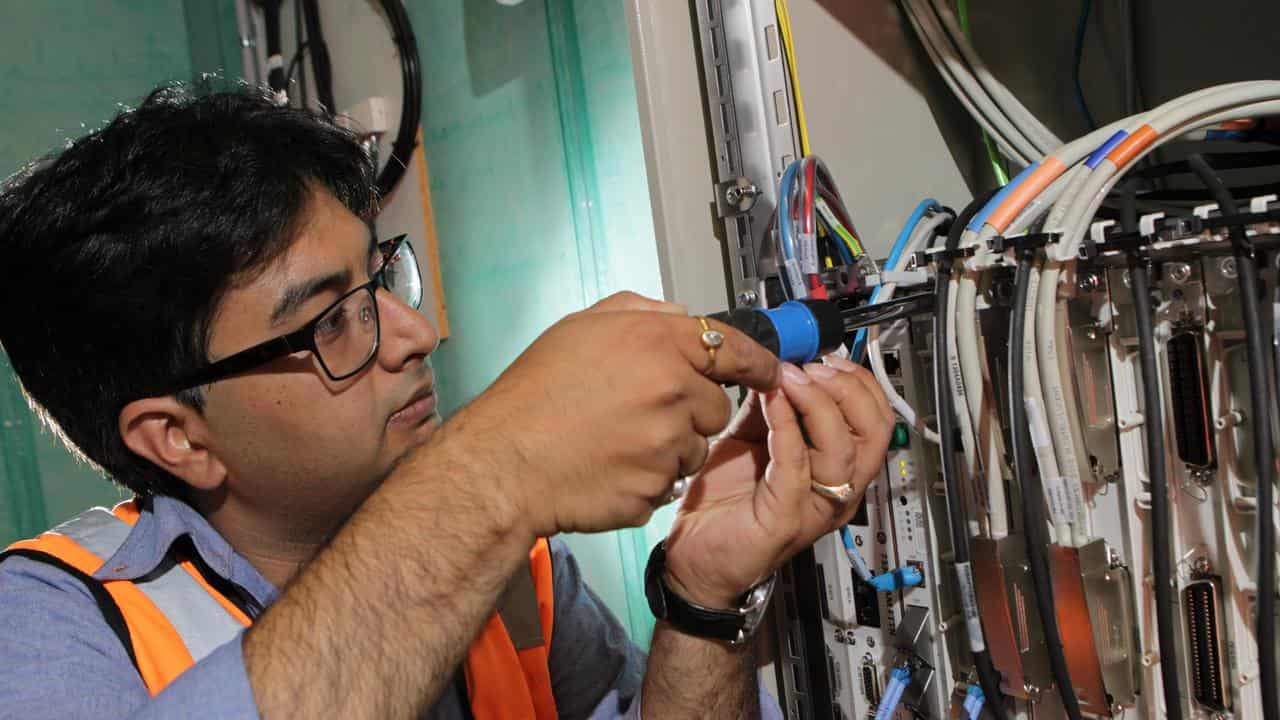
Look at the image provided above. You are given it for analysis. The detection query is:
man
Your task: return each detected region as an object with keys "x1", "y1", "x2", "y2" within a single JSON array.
[{"x1": 0, "y1": 84, "x2": 892, "y2": 718}]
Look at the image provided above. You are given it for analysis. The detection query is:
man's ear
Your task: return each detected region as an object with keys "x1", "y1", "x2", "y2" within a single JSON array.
[{"x1": 119, "y1": 396, "x2": 227, "y2": 492}]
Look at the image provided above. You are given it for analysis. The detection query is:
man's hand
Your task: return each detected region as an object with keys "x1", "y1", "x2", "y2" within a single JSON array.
[
  {"x1": 444, "y1": 291, "x2": 782, "y2": 538},
  {"x1": 664, "y1": 355, "x2": 894, "y2": 608}
]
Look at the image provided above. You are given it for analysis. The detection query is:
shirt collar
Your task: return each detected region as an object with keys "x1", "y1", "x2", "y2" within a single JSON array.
[{"x1": 92, "y1": 495, "x2": 279, "y2": 608}]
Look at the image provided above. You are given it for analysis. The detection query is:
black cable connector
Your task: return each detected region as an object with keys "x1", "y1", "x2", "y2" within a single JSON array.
[
  {"x1": 1187, "y1": 155, "x2": 1279, "y2": 720},
  {"x1": 934, "y1": 189, "x2": 1008, "y2": 720},
  {"x1": 1122, "y1": 187, "x2": 1184, "y2": 720}
]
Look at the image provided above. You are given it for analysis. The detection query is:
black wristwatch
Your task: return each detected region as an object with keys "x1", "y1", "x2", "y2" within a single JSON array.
[{"x1": 643, "y1": 541, "x2": 776, "y2": 645}]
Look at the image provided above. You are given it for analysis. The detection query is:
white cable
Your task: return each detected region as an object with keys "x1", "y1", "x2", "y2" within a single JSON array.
[
  {"x1": 868, "y1": 211, "x2": 953, "y2": 444},
  {"x1": 925, "y1": 0, "x2": 1062, "y2": 155},
  {"x1": 954, "y1": 240, "x2": 1010, "y2": 539},
  {"x1": 946, "y1": 272, "x2": 988, "y2": 537},
  {"x1": 899, "y1": 0, "x2": 1037, "y2": 166}
]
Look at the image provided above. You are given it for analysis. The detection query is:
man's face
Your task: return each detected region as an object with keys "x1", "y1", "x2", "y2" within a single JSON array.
[{"x1": 197, "y1": 188, "x2": 440, "y2": 534}]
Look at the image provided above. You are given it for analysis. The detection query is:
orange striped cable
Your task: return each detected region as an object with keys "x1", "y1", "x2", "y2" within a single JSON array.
[
  {"x1": 1106, "y1": 124, "x2": 1158, "y2": 169},
  {"x1": 987, "y1": 156, "x2": 1068, "y2": 233}
]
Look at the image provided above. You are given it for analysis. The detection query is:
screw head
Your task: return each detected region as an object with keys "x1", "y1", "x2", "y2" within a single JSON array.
[
  {"x1": 1167, "y1": 262, "x2": 1193, "y2": 284},
  {"x1": 1076, "y1": 272, "x2": 1102, "y2": 293},
  {"x1": 1219, "y1": 256, "x2": 1238, "y2": 279},
  {"x1": 735, "y1": 290, "x2": 758, "y2": 307}
]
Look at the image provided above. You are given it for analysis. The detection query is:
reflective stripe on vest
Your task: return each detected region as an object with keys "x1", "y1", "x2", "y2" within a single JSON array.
[{"x1": 5, "y1": 501, "x2": 559, "y2": 718}]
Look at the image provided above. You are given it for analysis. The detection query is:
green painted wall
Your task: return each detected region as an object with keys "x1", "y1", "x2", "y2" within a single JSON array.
[
  {"x1": 408, "y1": 0, "x2": 666, "y2": 645},
  {"x1": 0, "y1": 0, "x2": 237, "y2": 545}
]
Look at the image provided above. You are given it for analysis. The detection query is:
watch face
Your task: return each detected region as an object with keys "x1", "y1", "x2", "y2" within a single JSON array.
[{"x1": 740, "y1": 576, "x2": 777, "y2": 635}]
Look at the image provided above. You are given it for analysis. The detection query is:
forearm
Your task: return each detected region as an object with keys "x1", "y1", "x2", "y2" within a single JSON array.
[
  {"x1": 640, "y1": 622, "x2": 759, "y2": 720},
  {"x1": 243, "y1": 422, "x2": 534, "y2": 719}
]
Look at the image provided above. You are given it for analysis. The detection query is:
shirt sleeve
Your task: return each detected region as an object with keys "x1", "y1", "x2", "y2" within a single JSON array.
[
  {"x1": 544, "y1": 539, "x2": 782, "y2": 720},
  {"x1": 0, "y1": 554, "x2": 260, "y2": 719}
]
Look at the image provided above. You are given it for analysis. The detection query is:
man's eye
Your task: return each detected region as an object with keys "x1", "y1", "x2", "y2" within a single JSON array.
[{"x1": 316, "y1": 307, "x2": 348, "y2": 339}]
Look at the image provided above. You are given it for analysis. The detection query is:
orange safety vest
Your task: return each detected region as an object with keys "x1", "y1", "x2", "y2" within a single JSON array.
[{"x1": 2, "y1": 500, "x2": 559, "y2": 719}]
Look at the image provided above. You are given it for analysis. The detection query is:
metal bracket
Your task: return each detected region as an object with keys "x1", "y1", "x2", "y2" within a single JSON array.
[{"x1": 715, "y1": 177, "x2": 762, "y2": 217}]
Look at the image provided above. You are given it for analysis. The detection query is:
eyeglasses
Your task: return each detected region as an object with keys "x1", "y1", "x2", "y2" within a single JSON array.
[{"x1": 164, "y1": 234, "x2": 423, "y2": 395}]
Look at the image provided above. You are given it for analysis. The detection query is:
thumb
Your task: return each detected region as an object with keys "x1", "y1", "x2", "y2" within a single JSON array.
[{"x1": 759, "y1": 388, "x2": 810, "y2": 515}]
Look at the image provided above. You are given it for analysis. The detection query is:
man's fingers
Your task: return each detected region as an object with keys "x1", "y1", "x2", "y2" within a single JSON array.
[
  {"x1": 587, "y1": 291, "x2": 687, "y2": 316},
  {"x1": 689, "y1": 378, "x2": 734, "y2": 437},
  {"x1": 826, "y1": 354, "x2": 892, "y2": 422},
  {"x1": 786, "y1": 364, "x2": 860, "y2": 489},
  {"x1": 759, "y1": 387, "x2": 810, "y2": 513},
  {"x1": 675, "y1": 315, "x2": 782, "y2": 393},
  {"x1": 676, "y1": 432, "x2": 711, "y2": 479},
  {"x1": 807, "y1": 364, "x2": 894, "y2": 488}
]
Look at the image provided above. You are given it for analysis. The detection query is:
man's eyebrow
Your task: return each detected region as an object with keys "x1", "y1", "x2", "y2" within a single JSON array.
[{"x1": 269, "y1": 268, "x2": 353, "y2": 327}]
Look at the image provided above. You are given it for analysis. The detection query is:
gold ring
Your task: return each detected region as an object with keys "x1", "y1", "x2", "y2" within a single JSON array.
[
  {"x1": 697, "y1": 316, "x2": 724, "y2": 373},
  {"x1": 810, "y1": 481, "x2": 856, "y2": 504}
]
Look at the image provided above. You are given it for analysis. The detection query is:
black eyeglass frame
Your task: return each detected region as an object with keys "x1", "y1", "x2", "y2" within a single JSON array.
[{"x1": 161, "y1": 234, "x2": 417, "y2": 395}]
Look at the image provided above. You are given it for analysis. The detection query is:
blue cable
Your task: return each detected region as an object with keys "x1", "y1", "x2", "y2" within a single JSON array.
[
  {"x1": 874, "y1": 666, "x2": 912, "y2": 720},
  {"x1": 839, "y1": 526, "x2": 873, "y2": 582},
  {"x1": 967, "y1": 163, "x2": 1037, "y2": 233},
  {"x1": 965, "y1": 684, "x2": 985, "y2": 720},
  {"x1": 1073, "y1": 0, "x2": 1098, "y2": 130},
  {"x1": 1085, "y1": 130, "x2": 1128, "y2": 169},
  {"x1": 777, "y1": 161, "x2": 800, "y2": 262},
  {"x1": 851, "y1": 198, "x2": 940, "y2": 361}
]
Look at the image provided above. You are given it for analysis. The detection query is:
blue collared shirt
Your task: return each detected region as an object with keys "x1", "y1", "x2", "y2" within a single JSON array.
[{"x1": 0, "y1": 495, "x2": 780, "y2": 719}]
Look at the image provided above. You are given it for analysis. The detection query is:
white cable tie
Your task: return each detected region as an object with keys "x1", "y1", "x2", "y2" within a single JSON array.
[
  {"x1": 1192, "y1": 204, "x2": 1217, "y2": 221},
  {"x1": 954, "y1": 562, "x2": 986, "y2": 652},
  {"x1": 1250, "y1": 194, "x2": 1278, "y2": 214},
  {"x1": 1090, "y1": 219, "x2": 1114, "y2": 247},
  {"x1": 881, "y1": 269, "x2": 929, "y2": 285},
  {"x1": 1139, "y1": 212, "x2": 1166, "y2": 237}
]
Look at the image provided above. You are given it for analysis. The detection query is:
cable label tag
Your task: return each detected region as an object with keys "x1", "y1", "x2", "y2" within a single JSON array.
[
  {"x1": 954, "y1": 561, "x2": 986, "y2": 652},
  {"x1": 1025, "y1": 398, "x2": 1072, "y2": 528},
  {"x1": 798, "y1": 233, "x2": 819, "y2": 275},
  {"x1": 783, "y1": 260, "x2": 807, "y2": 298},
  {"x1": 1065, "y1": 474, "x2": 1089, "y2": 527}
]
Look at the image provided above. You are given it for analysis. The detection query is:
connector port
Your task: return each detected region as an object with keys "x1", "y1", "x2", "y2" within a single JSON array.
[
  {"x1": 853, "y1": 578, "x2": 880, "y2": 628},
  {"x1": 1166, "y1": 330, "x2": 1216, "y2": 469},
  {"x1": 861, "y1": 663, "x2": 882, "y2": 709},
  {"x1": 881, "y1": 350, "x2": 901, "y2": 376},
  {"x1": 1183, "y1": 577, "x2": 1229, "y2": 711}
]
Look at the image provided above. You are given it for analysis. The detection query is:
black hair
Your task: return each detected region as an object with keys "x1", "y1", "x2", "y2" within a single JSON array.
[{"x1": 0, "y1": 82, "x2": 376, "y2": 497}]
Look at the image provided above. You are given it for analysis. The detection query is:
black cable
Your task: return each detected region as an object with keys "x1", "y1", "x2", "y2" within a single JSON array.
[
  {"x1": 1131, "y1": 150, "x2": 1280, "y2": 181},
  {"x1": 256, "y1": 0, "x2": 286, "y2": 92},
  {"x1": 373, "y1": 0, "x2": 423, "y2": 200},
  {"x1": 1121, "y1": 187, "x2": 1184, "y2": 720},
  {"x1": 292, "y1": 0, "x2": 308, "y2": 107},
  {"x1": 300, "y1": 0, "x2": 336, "y2": 114},
  {"x1": 283, "y1": 42, "x2": 309, "y2": 100},
  {"x1": 1008, "y1": 248, "x2": 1083, "y2": 720},
  {"x1": 1186, "y1": 154, "x2": 1279, "y2": 720},
  {"x1": 935, "y1": 189, "x2": 1007, "y2": 720},
  {"x1": 1072, "y1": 0, "x2": 1097, "y2": 130}
]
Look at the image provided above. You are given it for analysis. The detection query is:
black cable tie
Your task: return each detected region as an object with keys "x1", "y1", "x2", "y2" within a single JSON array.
[
  {"x1": 913, "y1": 244, "x2": 976, "y2": 267},
  {"x1": 987, "y1": 232, "x2": 1060, "y2": 254}
]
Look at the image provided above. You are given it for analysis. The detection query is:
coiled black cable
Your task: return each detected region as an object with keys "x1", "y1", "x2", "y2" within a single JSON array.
[
  {"x1": 935, "y1": 190, "x2": 1007, "y2": 720},
  {"x1": 373, "y1": 0, "x2": 422, "y2": 200},
  {"x1": 300, "y1": 0, "x2": 336, "y2": 113},
  {"x1": 1186, "y1": 155, "x2": 1278, "y2": 720},
  {"x1": 290, "y1": 0, "x2": 422, "y2": 202},
  {"x1": 1121, "y1": 187, "x2": 1184, "y2": 720},
  {"x1": 1007, "y1": 247, "x2": 1083, "y2": 720}
]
